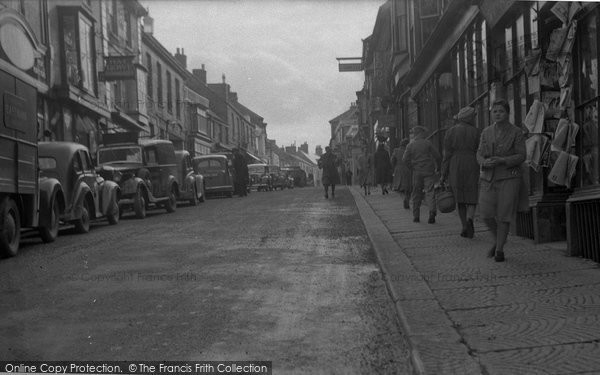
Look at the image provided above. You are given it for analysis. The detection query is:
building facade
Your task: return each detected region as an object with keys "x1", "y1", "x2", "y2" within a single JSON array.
[{"x1": 141, "y1": 24, "x2": 187, "y2": 149}]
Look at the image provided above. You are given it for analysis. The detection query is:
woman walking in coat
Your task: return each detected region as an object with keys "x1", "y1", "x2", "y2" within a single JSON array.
[
  {"x1": 391, "y1": 138, "x2": 412, "y2": 209},
  {"x1": 374, "y1": 143, "x2": 393, "y2": 194},
  {"x1": 477, "y1": 99, "x2": 526, "y2": 262},
  {"x1": 441, "y1": 106, "x2": 480, "y2": 238},
  {"x1": 318, "y1": 146, "x2": 340, "y2": 199}
]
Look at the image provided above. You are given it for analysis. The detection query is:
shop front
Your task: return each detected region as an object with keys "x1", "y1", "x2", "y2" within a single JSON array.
[{"x1": 478, "y1": 1, "x2": 600, "y2": 262}]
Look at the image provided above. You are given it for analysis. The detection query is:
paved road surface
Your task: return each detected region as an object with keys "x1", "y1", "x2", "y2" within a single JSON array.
[{"x1": 0, "y1": 186, "x2": 409, "y2": 374}]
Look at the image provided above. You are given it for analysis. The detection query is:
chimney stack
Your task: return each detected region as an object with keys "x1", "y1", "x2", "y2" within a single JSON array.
[
  {"x1": 192, "y1": 64, "x2": 207, "y2": 84},
  {"x1": 174, "y1": 47, "x2": 187, "y2": 69}
]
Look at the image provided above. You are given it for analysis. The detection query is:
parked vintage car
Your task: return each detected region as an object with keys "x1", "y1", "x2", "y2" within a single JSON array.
[
  {"x1": 38, "y1": 142, "x2": 120, "y2": 234},
  {"x1": 174, "y1": 150, "x2": 205, "y2": 205},
  {"x1": 268, "y1": 165, "x2": 288, "y2": 190},
  {"x1": 247, "y1": 163, "x2": 271, "y2": 191},
  {"x1": 96, "y1": 134, "x2": 178, "y2": 218},
  {"x1": 192, "y1": 154, "x2": 234, "y2": 198}
]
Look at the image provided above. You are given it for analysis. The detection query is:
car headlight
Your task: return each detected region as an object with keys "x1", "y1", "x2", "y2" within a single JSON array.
[{"x1": 113, "y1": 171, "x2": 122, "y2": 183}]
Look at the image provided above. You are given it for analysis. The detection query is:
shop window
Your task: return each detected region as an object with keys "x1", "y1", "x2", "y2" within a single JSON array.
[
  {"x1": 146, "y1": 53, "x2": 152, "y2": 99},
  {"x1": 576, "y1": 11, "x2": 599, "y2": 187},
  {"x1": 452, "y1": 19, "x2": 489, "y2": 129},
  {"x1": 166, "y1": 70, "x2": 172, "y2": 113},
  {"x1": 419, "y1": 0, "x2": 441, "y2": 45},
  {"x1": 156, "y1": 61, "x2": 162, "y2": 107},
  {"x1": 393, "y1": 0, "x2": 408, "y2": 53},
  {"x1": 124, "y1": 9, "x2": 132, "y2": 47},
  {"x1": 109, "y1": 0, "x2": 118, "y2": 36},
  {"x1": 175, "y1": 78, "x2": 180, "y2": 119},
  {"x1": 60, "y1": 7, "x2": 96, "y2": 94}
]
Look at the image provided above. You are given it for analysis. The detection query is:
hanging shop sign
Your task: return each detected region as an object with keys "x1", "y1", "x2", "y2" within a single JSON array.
[
  {"x1": 337, "y1": 57, "x2": 363, "y2": 72},
  {"x1": 98, "y1": 55, "x2": 136, "y2": 81}
]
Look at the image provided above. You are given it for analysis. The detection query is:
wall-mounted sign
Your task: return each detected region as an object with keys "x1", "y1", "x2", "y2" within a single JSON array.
[
  {"x1": 3, "y1": 92, "x2": 28, "y2": 132},
  {"x1": 0, "y1": 22, "x2": 35, "y2": 71},
  {"x1": 99, "y1": 55, "x2": 136, "y2": 81}
]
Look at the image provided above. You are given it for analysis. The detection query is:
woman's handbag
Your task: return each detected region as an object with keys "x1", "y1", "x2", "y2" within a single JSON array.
[{"x1": 435, "y1": 182, "x2": 456, "y2": 213}]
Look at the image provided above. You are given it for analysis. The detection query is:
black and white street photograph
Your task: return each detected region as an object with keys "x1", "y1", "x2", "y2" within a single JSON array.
[{"x1": 2, "y1": 0, "x2": 600, "y2": 374}]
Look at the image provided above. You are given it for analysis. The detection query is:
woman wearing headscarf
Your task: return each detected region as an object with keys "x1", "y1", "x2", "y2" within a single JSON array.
[
  {"x1": 441, "y1": 106, "x2": 481, "y2": 238},
  {"x1": 391, "y1": 138, "x2": 412, "y2": 209},
  {"x1": 477, "y1": 99, "x2": 526, "y2": 262},
  {"x1": 374, "y1": 143, "x2": 393, "y2": 194}
]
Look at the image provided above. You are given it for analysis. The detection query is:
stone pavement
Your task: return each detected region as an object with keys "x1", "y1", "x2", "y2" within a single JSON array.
[{"x1": 348, "y1": 185, "x2": 600, "y2": 375}]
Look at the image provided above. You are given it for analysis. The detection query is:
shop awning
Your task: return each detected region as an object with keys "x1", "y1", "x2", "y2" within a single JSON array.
[{"x1": 244, "y1": 151, "x2": 264, "y2": 164}]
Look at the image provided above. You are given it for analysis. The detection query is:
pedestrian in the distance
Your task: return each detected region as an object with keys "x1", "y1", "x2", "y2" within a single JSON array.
[
  {"x1": 357, "y1": 147, "x2": 373, "y2": 196},
  {"x1": 391, "y1": 138, "x2": 412, "y2": 209},
  {"x1": 477, "y1": 99, "x2": 526, "y2": 262},
  {"x1": 318, "y1": 146, "x2": 340, "y2": 199},
  {"x1": 374, "y1": 142, "x2": 392, "y2": 195},
  {"x1": 441, "y1": 106, "x2": 480, "y2": 238},
  {"x1": 345, "y1": 168, "x2": 353, "y2": 186},
  {"x1": 232, "y1": 148, "x2": 248, "y2": 197},
  {"x1": 403, "y1": 126, "x2": 442, "y2": 223}
]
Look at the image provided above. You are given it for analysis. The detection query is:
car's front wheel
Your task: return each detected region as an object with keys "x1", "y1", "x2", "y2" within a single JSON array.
[
  {"x1": 0, "y1": 197, "x2": 20, "y2": 258},
  {"x1": 39, "y1": 197, "x2": 59, "y2": 243},
  {"x1": 133, "y1": 187, "x2": 146, "y2": 219},
  {"x1": 73, "y1": 199, "x2": 90, "y2": 234},
  {"x1": 165, "y1": 187, "x2": 177, "y2": 213},
  {"x1": 189, "y1": 186, "x2": 199, "y2": 206},
  {"x1": 199, "y1": 183, "x2": 206, "y2": 203},
  {"x1": 106, "y1": 199, "x2": 119, "y2": 225}
]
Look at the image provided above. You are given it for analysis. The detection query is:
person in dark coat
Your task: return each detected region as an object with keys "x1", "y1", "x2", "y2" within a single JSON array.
[
  {"x1": 232, "y1": 148, "x2": 248, "y2": 197},
  {"x1": 374, "y1": 143, "x2": 393, "y2": 194},
  {"x1": 391, "y1": 138, "x2": 412, "y2": 209},
  {"x1": 403, "y1": 126, "x2": 442, "y2": 223},
  {"x1": 441, "y1": 106, "x2": 481, "y2": 238},
  {"x1": 318, "y1": 146, "x2": 340, "y2": 199}
]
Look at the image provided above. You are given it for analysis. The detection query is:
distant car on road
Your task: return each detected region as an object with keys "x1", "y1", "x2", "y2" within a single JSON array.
[
  {"x1": 248, "y1": 163, "x2": 271, "y2": 191},
  {"x1": 38, "y1": 142, "x2": 120, "y2": 234},
  {"x1": 96, "y1": 134, "x2": 179, "y2": 218},
  {"x1": 281, "y1": 166, "x2": 307, "y2": 187},
  {"x1": 268, "y1": 165, "x2": 287, "y2": 190},
  {"x1": 174, "y1": 150, "x2": 205, "y2": 205},
  {"x1": 192, "y1": 154, "x2": 235, "y2": 198}
]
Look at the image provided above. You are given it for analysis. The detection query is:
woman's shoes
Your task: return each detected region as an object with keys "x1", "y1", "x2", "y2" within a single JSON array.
[
  {"x1": 466, "y1": 219, "x2": 474, "y2": 239},
  {"x1": 495, "y1": 251, "x2": 505, "y2": 262},
  {"x1": 487, "y1": 245, "x2": 496, "y2": 258},
  {"x1": 460, "y1": 229, "x2": 468, "y2": 237}
]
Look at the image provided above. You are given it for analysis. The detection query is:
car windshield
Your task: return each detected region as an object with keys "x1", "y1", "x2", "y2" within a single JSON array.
[
  {"x1": 195, "y1": 159, "x2": 224, "y2": 171},
  {"x1": 98, "y1": 146, "x2": 142, "y2": 164}
]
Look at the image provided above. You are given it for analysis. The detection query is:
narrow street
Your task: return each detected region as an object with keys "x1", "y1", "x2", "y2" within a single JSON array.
[{"x1": 0, "y1": 187, "x2": 410, "y2": 374}]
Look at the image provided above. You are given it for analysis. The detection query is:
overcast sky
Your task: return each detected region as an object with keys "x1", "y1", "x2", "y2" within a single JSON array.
[{"x1": 140, "y1": 0, "x2": 383, "y2": 153}]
